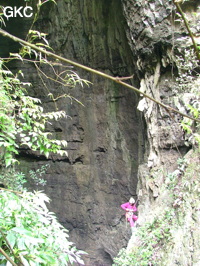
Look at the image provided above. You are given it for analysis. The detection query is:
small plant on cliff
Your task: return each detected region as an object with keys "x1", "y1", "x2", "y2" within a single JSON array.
[
  {"x1": 174, "y1": 48, "x2": 200, "y2": 148},
  {"x1": 169, "y1": 150, "x2": 200, "y2": 224},
  {"x1": 0, "y1": 164, "x2": 49, "y2": 191},
  {"x1": 28, "y1": 164, "x2": 49, "y2": 186}
]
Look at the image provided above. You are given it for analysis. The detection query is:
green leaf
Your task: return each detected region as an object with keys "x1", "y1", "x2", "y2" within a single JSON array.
[
  {"x1": 10, "y1": 53, "x2": 23, "y2": 61},
  {"x1": 11, "y1": 227, "x2": 32, "y2": 236},
  {"x1": 20, "y1": 257, "x2": 30, "y2": 266},
  {"x1": 5, "y1": 158, "x2": 12, "y2": 167},
  {"x1": 6, "y1": 232, "x2": 16, "y2": 249},
  {"x1": 17, "y1": 237, "x2": 26, "y2": 250}
]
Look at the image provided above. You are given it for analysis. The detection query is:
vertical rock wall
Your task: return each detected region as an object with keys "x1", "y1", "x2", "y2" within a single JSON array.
[
  {"x1": 121, "y1": 1, "x2": 200, "y2": 265},
  {"x1": 122, "y1": 0, "x2": 199, "y2": 221},
  {"x1": 16, "y1": 0, "x2": 146, "y2": 265}
]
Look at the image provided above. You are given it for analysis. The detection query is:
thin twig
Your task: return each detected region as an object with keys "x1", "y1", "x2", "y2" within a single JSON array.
[
  {"x1": 34, "y1": 62, "x2": 59, "y2": 110},
  {"x1": 0, "y1": 29, "x2": 199, "y2": 123},
  {"x1": 0, "y1": 247, "x2": 18, "y2": 266},
  {"x1": 35, "y1": 62, "x2": 72, "y2": 87},
  {"x1": 115, "y1": 74, "x2": 134, "y2": 81}
]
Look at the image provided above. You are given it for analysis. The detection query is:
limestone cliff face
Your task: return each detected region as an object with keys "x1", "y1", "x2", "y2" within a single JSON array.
[
  {"x1": 121, "y1": 0, "x2": 200, "y2": 265},
  {"x1": 2, "y1": 0, "x2": 199, "y2": 265},
  {"x1": 17, "y1": 1, "x2": 146, "y2": 265}
]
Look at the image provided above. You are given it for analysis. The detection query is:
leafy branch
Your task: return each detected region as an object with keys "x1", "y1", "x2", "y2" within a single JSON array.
[
  {"x1": 0, "y1": 61, "x2": 70, "y2": 167},
  {"x1": 0, "y1": 229, "x2": 24, "y2": 266},
  {"x1": 0, "y1": 190, "x2": 86, "y2": 265},
  {"x1": 0, "y1": 29, "x2": 199, "y2": 123}
]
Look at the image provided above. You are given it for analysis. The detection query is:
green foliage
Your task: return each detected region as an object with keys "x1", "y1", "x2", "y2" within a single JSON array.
[
  {"x1": 174, "y1": 48, "x2": 200, "y2": 147},
  {"x1": 165, "y1": 157, "x2": 186, "y2": 191},
  {"x1": 113, "y1": 210, "x2": 175, "y2": 266},
  {"x1": 164, "y1": 152, "x2": 200, "y2": 217},
  {"x1": 0, "y1": 61, "x2": 69, "y2": 167},
  {"x1": 28, "y1": 164, "x2": 49, "y2": 186},
  {"x1": 0, "y1": 6, "x2": 5, "y2": 27},
  {"x1": 112, "y1": 249, "x2": 135, "y2": 266},
  {"x1": 171, "y1": 150, "x2": 200, "y2": 218},
  {"x1": 181, "y1": 112, "x2": 200, "y2": 147},
  {"x1": 0, "y1": 30, "x2": 90, "y2": 168},
  {"x1": 16, "y1": 27, "x2": 91, "y2": 90},
  {"x1": 175, "y1": 49, "x2": 198, "y2": 91},
  {"x1": 0, "y1": 171, "x2": 26, "y2": 191},
  {"x1": 0, "y1": 164, "x2": 49, "y2": 191},
  {"x1": 0, "y1": 190, "x2": 86, "y2": 265},
  {"x1": 0, "y1": 0, "x2": 88, "y2": 264}
]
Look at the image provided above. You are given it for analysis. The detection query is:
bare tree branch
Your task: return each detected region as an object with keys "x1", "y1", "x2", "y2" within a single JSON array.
[
  {"x1": 0, "y1": 29, "x2": 199, "y2": 123},
  {"x1": 174, "y1": 1, "x2": 200, "y2": 62},
  {"x1": 0, "y1": 247, "x2": 18, "y2": 266}
]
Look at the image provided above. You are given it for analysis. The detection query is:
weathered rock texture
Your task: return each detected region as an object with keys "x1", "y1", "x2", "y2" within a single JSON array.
[
  {"x1": 32, "y1": 1, "x2": 147, "y2": 265},
  {"x1": 122, "y1": 0, "x2": 200, "y2": 265},
  {"x1": 4, "y1": 0, "x2": 146, "y2": 265},
  {"x1": 1, "y1": 0, "x2": 200, "y2": 265}
]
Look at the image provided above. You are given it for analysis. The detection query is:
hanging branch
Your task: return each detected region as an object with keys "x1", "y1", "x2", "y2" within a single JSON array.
[
  {"x1": 173, "y1": 0, "x2": 200, "y2": 62},
  {"x1": 0, "y1": 29, "x2": 199, "y2": 123}
]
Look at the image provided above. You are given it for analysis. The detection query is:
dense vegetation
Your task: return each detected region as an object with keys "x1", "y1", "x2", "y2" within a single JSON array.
[{"x1": 0, "y1": 1, "x2": 87, "y2": 265}]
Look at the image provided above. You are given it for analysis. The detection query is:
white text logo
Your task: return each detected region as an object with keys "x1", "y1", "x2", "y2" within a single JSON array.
[{"x1": 3, "y1": 6, "x2": 33, "y2": 18}]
